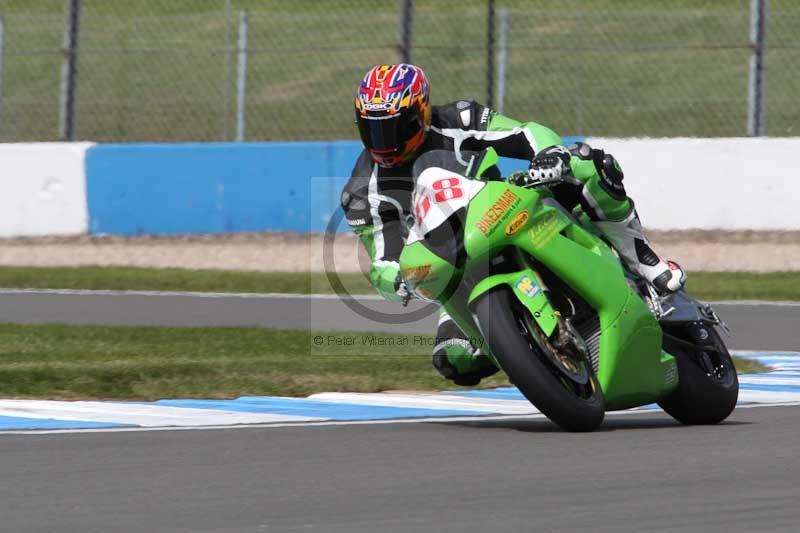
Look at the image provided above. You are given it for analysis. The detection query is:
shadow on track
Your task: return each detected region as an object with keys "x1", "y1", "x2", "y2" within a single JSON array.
[{"x1": 436, "y1": 413, "x2": 752, "y2": 433}]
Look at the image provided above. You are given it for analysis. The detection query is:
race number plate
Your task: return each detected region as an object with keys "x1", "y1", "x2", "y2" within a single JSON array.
[{"x1": 407, "y1": 167, "x2": 486, "y2": 244}]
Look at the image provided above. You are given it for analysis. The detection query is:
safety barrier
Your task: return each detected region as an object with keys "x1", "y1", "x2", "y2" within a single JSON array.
[
  {"x1": 0, "y1": 143, "x2": 92, "y2": 237},
  {"x1": 586, "y1": 137, "x2": 800, "y2": 231},
  {"x1": 85, "y1": 142, "x2": 363, "y2": 234},
  {"x1": 0, "y1": 138, "x2": 797, "y2": 237}
]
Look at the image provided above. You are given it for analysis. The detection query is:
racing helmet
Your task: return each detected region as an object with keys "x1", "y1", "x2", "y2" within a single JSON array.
[{"x1": 354, "y1": 64, "x2": 432, "y2": 168}]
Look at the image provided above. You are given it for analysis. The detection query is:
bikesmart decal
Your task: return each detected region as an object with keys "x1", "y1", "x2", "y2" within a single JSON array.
[
  {"x1": 515, "y1": 275, "x2": 541, "y2": 299},
  {"x1": 475, "y1": 189, "x2": 521, "y2": 236},
  {"x1": 505, "y1": 210, "x2": 529, "y2": 236}
]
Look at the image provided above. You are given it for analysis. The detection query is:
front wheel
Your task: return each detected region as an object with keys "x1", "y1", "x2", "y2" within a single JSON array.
[
  {"x1": 474, "y1": 287, "x2": 605, "y2": 432},
  {"x1": 658, "y1": 326, "x2": 739, "y2": 425}
]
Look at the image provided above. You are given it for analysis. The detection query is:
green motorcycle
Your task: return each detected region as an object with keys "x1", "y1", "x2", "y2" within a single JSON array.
[{"x1": 399, "y1": 148, "x2": 738, "y2": 432}]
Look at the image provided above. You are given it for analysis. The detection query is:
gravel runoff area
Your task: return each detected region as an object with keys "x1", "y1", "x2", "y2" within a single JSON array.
[{"x1": 0, "y1": 231, "x2": 799, "y2": 273}]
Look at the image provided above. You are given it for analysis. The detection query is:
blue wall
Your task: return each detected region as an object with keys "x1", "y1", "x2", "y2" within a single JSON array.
[
  {"x1": 86, "y1": 142, "x2": 361, "y2": 234},
  {"x1": 85, "y1": 139, "x2": 581, "y2": 235}
]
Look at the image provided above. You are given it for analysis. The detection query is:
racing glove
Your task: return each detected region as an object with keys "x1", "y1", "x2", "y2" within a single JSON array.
[
  {"x1": 529, "y1": 145, "x2": 572, "y2": 184},
  {"x1": 394, "y1": 272, "x2": 416, "y2": 306}
]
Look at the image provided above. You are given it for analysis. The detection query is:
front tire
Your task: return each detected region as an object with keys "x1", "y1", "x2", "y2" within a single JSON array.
[
  {"x1": 474, "y1": 287, "x2": 605, "y2": 432},
  {"x1": 658, "y1": 327, "x2": 739, "y2": 425}
]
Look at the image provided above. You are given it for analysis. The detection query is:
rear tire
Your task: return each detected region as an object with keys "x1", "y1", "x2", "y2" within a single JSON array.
[
  {"x1": 474, "y1": 287, "x2": 605, "y2": 432},
  {"x1": 658, "y1": 328, "x2": 739, "y2": 425}
]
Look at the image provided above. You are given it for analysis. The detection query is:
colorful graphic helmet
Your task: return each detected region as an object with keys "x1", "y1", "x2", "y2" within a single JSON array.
[{"x1": 355, "y1": 64, "x2": 432, "y2": 168}]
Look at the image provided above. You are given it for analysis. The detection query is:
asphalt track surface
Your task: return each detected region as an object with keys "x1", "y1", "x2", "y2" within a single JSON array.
[
  {"x1": 0, "y1": 404, "x2": 798, "y2": 532},
  {"x1": 1, "y1": 290, "x2": 798, "y2": 532},
  {"x1": 0, "y1": 289, "x2": 797, "y2": 350}
]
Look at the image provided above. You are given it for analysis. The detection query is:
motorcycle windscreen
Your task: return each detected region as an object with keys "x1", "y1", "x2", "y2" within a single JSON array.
[
  {"x1": 407, "y1": 168, "x2": 486, "y2": 243},
  {"x1": 421, "y1": 207, "x2": 468, "y2": 267},
  {"x1": 412, "y1": 148, "x2": 499, "y2": 179}
]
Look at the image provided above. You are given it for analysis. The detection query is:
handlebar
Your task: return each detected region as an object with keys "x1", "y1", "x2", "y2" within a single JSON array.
[{"x1": 507, "y1": 170, "x2": 567, "y2": 189}]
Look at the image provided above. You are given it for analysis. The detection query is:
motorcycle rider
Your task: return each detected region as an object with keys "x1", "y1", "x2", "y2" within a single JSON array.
[{"x1": 342, "y1": 63, "x2": 685, "y2": 385}]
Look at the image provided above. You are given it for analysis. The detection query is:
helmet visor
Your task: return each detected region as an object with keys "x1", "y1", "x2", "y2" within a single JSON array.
[{"x1": 356, "y1": 109, "x2": 423, "y2": 153}]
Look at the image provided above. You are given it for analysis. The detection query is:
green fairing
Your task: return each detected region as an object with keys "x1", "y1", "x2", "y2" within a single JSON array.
[
  {"x1": 469, "y1": 271, "x2": 558, "y2": 337},
  {"x1": 474, "y1": 147, "x2": 500, "y2": 178},
  {"x1": 398, "y1": 243, "x2": 455, "y2": 303},
  {"x1": 400, "y1": 174, "x2": 679, "y2": 411}
]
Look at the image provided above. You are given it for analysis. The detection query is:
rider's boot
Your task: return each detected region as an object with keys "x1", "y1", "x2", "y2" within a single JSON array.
[
  {"x1": 564, "y1": 142, "x2": 685, "y2": 293},
  {"x1": 594, "y1": 209, "x2": 686, "y2": 294},
  {"x1": 432, "y1": 311, "x2": 499, "y2": 386}
]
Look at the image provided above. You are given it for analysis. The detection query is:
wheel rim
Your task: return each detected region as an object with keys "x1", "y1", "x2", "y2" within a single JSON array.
[
  {"x1": 517, "y1": 310, "x2": 598, "y2": 401},
  {"x1": 702, "y1": 350, "x2": 736, "y2": 387}
]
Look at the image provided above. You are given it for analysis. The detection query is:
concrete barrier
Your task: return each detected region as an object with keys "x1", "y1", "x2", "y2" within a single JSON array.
[
  {"x1": 85, "y1": 142, "x2": 361, "y2": 234},
  {"x1": 82, "y1": 138, "x2": 579, "y2": 236},
  {"x1": 0, "y1": 143, "x2": 92, "y2": 237},
  {"x1": 587, "y1": 137, "x2": 800, "y2": 230},
  {"x1": 1, "y1": 138, "x2": 798, "y2": 237}
]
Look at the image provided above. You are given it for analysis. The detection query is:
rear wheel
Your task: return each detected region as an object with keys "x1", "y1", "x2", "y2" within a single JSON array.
[
  {"x1": 658, "y1": 326, "x2": 739, "y2": 425},
  {"x1": 474, "y1": 287, "x2": 605, "y2": 432}
]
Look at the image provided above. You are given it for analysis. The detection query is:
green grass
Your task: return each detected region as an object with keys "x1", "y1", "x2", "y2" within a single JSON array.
[
  {"x1": 1, "y1": 266, "x2": 800, "y2": 301},
  {"x1": 732, "y1": 357, "x2": 766, "y2": 375},
  {"x1": 0, "y1": 265, "x2": 374, "y2": 294},
  {"x1": 3, "y1": 0, "x2": 799, "y2": 141},
  {"x1": 0, "y1": 324, "x2": 507, "y2": 399},
  {"x1": 685, "y1": 272, "x2": 800, "y2": 302},
  {"x1": 0, "y1": 323, "x2": 765, "y2": 400}
]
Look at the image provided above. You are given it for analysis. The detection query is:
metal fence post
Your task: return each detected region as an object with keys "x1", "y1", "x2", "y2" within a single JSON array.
[
  {"x1": 496, "y1": 8, "x2": 508, "y2": 115},
  {"x1": 747, "y1": 0, "x2": 768, "y2": 136},
  {"x1": 222, "y1": 0, "x2": 232, "y2": 140},
  {"x1": 0, "y1": 16, "x2": 5, "y2": 116},
  {"x1": 399, "y1": 0, "x2": 413, "y2": 63},
  {"x1": 235, "y1": 10, "x2": 249, "y2": 142},
  {"x1": 486, "y1": 0, "x2": 495, "y2": 108},
  {"x1": 58, "y1": 0, "x2": 81, "y2": 141}
]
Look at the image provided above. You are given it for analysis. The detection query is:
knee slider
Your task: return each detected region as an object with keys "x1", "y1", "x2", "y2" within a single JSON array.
[
  {"x1": 432, "y1": 318, "x2": 462, "y2": 378},
  {"x1": 432, "y1": 350, "x2": 457, "y2": 378}
]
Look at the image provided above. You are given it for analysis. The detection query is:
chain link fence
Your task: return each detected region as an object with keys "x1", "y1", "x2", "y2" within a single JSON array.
[{"x1": 0, "y1": 0, "x2": 798, "y2": 142}]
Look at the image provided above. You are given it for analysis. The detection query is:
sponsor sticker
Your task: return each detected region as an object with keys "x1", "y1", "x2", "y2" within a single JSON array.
[
  {"x1": 505, "y1": 210, "x2": 529, "y2": 236},
  {"x1": 363, "y1": 102, "x2": 394, "y2": 111},
  {"x1": 401, "y1": 264, "x2": 433, "y2": 284},
  {"x1": 515, "y1": 275, "x2": 541, "y2": 299},
  {"x1": 666, "y1": 360, "x2": 678, "y2": 384},
  {"x1": 475, "y1": 189, "x2": 520, "y2": 236},
  {"x1": 527, "y1": 211, "x2": 562, "y2": 246}
]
